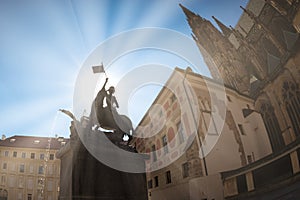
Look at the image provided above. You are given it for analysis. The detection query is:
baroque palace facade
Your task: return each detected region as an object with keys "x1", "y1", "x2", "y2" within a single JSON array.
[
  {"x1": 131, "y1": 0, "x2": 300, "y2": 199},
  {"x1": 0, "y1": 135, "x2": 68, "y2": 200}
]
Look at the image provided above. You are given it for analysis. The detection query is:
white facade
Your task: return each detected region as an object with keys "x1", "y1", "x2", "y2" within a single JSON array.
[{"x1": 132, "y1": 68, "x2": 273, "y2": 200}]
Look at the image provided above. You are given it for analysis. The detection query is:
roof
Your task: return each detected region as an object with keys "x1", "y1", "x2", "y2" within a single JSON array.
[{"x1": 0, "y1": 135, "x2": 69, "y2": 150}]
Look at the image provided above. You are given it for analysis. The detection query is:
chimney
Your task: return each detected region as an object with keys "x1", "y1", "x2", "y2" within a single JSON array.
[{"x1": 1, "y1": 134, "x2": 6, "y2": 140}]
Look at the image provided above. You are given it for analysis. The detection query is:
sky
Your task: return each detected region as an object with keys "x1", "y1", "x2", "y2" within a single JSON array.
[{"x1": 0, "y1": 0, "x2": 248, "y2": 138}]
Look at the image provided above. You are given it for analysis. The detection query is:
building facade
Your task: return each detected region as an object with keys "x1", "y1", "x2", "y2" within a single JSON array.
[
  {"x1": 0, "y1": 135, "x2": 68, "y2": 200},
  {"x1": 132, "y1": 0, "x2": 300, "y2": 199},
  {"x1": 133, "y1": 68, "x2": 273, "y2": 200}
]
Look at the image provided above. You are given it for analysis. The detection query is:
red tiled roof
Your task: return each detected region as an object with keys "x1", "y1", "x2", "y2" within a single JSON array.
[{"x1": 0, "y1": 135, "x2": 69, "y2": 150}]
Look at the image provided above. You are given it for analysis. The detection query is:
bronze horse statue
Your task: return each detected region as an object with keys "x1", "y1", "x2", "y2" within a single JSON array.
[
  {"x1": 60, "y1": 78, "x2": 134, "y2": 145},
  {"x1": 89, "y1": 78, "x2": 134, "y2": 144}
]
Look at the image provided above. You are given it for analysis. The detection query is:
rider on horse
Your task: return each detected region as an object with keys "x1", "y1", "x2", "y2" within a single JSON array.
[
  {"x1": 106, "y1": 86, "x2": 119, "y2": 111},
  {"x1": 60, "y1": 76, "x2": 134, "y2": 145}
]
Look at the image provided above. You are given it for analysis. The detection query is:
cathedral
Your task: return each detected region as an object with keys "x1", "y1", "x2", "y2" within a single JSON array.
[{"x1": 131, "y1": 0, "x2": 300, "y2": 199}]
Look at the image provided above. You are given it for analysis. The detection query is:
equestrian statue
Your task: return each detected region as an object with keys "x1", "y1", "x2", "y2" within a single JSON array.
[
  {"x1": 60, "y1": 66, "x2": 134, "y2": 146},
  {"x1": 89, "y1": 77, "x2": 134, "y2": 144}
]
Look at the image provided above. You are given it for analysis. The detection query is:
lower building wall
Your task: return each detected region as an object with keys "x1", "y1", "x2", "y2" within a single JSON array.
[
  {"x1": 150, "y1": 182, "x2": 190, "y2": 200},
  {"x1": 57, "y1": 143, "x2": 72, "y2": 200},
  {"x1": 150, "y1": 174, "x2": 223, "y2": 200},
  {"x1": 189, "y1": 174, "x2": 223, "y2": 200},
  {"x1": 223, "y1": 143, "x2": 300, "y2": 199}
]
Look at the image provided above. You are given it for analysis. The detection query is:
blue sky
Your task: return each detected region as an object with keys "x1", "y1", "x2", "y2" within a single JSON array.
[{"x1": 0, "y1": 0, "x2": 248, "y2": 138}]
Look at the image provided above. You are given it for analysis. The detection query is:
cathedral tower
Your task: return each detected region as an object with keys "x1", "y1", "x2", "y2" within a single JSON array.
[{"x1": 180, "y1": 4, "x2": 250, "y2": 94}]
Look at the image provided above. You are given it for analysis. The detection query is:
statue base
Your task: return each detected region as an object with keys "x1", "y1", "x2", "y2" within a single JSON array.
[{"x1": 56, "y1": 121, "x2": 149, "y2": 200}]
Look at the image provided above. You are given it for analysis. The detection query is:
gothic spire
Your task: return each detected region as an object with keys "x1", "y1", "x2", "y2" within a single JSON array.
[
  {"x1": 180, "y1": 3, "x2": 236, "y2": 66},
  {"x1": 179, "y1": 4, "x2": 197, "y2": 19},
  {"x1": 180, "y1": 4, "x2": 250, "y2": 94},
  {"x1": 240, "y1": 6, "x2": 256, "y2": 22},
  {"x1": 229, "y1": 25, "x2": 243, "y2": 41},
  {"x1": 179, "y1": 4, "x2": 207, "y2": 39},
  {"x1": 212, "y1": 16, "x2": 232, "y2": 37}
]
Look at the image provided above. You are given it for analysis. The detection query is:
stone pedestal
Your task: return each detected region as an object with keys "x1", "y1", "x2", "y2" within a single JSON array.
[{"x1": 56, "y1": 121, "x2": 148, "y2": 200}]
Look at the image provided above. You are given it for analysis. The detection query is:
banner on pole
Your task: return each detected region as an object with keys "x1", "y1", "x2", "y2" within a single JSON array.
[{"x1": 92, "y1": 64, "x2": 105, "y2": 73}]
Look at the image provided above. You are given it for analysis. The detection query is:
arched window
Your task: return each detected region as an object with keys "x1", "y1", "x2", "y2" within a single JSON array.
[
  {"x1": 282, "y1": 81, "x2": 300, "y2": 136},
  {"x1": 260, "y1": 102, "x2": 284, "y2": 152}
]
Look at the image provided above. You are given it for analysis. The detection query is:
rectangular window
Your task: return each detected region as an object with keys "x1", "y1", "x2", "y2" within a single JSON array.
[
  {"x1": 3, "y1": 162, "x2": 7, "y2": 170},
  {"x1": 171, "y1": 93, "x2": 176, "y2": 103},
  {"x1": 4, "y1": 151, "x2": 9, "y2": 157},
  {"x1": 151, "y1": 145, "x2": 157, "y2": 162},
  {"x1": 247, "y1": 155, "x2": 253, "y2": 164},
  {"x1": 13, "y1": 151, "x2": 17, "y2": 157},
  {"x1": 40, "y1": 154, "x2": 45, "y2": 160},
  {"x1": 49, "y1": 154, "x2": 54, "y2": 160},
  {"x1": 159, "y1": 110, "x2": 163, "y2": 117},
  {"x1": 19, "y1": 164, "x2": 25, "y2": 173},
  {"x1": 11, "y1": 163, "x2": 16, "y2": 171},
  {"x1": 17, "y1": 193, "x2": 23, "y2": 200},
  {"x1": 182, "y1": 162, "x2": 189, "y2": 178},
  {"x1": 147, "y1": 179, "x2": 153, "y2": 189},
  {"x1": 154, "y1": 176, "x2": 159, "y2": 187},
  {"x1": 237, "y1": 174, "x2": 247, "y2": 193},
  {"x1": 27, "y1": 179, "x2": 33, "y2": 189},
  {"x1": 18, "y1": 177, "x2": 24, "y2": 188},
  {"x1": 30, "y1": 153, "x2": 35, "y2": 159},
  {"x1": 166, "y1": 171, "x2": 171, "y2": 184},
  {"x1": 8, "y1": 175, "x2": 16, "y2": 187},
  {"x1": 27, "y1": 194, "x2": 32, "y2": 200},
  {"x1": 238, "y1": 124, "x2": 246, "y2": 135},
  {"x1": 29, "y1": 165, "x2": 34, "y2": 173},
  {"x1": 22, "y1": 152, "x2": 26, "y2": 158},
  {"x1": 1, "y1": 175, "x2": 6, "y2": 184},
  {"x1": 162, "y1": 135, "x2": 168, "y2": 154},
  {"x1": 177, "y1": 122, "x2": 184, "y2": 144},
  {"x1": 38, "y1": 165, "x2": 44, "y2": 174},
  {"x1": 48, "y1": 165, "x2": 53, "y2": 175},
  {"x1": 47, "y1": 180, "x2": 53, "y2": 191}
]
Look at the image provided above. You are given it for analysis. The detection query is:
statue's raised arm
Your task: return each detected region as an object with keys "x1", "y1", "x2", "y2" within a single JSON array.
[
  {"x1": 101, "y1": 78, "x2": 109, "y2": 92},
  {"x1": 95, "y1": 78, "x2": 109, "y2": 109}
]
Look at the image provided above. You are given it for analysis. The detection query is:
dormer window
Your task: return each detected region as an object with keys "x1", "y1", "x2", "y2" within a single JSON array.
[
  {"x1": 10, "y1": 138, "x2": 16, "y2": 143},
  {"x1": 33, "y1": 140, "x2": 40, "y2": 144}
]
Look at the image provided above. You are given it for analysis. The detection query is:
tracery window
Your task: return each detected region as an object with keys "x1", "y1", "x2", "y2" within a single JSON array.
[
  {"x1": 282, "y1": 81, "x2": 300, "y2": 136},
  {"x1": 260, "y1": 102, "x2": 284, "y2": 152}
]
